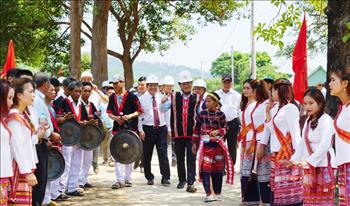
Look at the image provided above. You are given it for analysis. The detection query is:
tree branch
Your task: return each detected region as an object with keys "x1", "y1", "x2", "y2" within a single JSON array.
[
  {"x1": 108, "y1": 49, "x2": 123, "y2": 60},
  {"x1": 81, "y1": 29, "x2": 92, "y2": 40},
  {"x1": 82, "y1": 19, "x2": 92, "y2": 33},
  {"x1": 126, "y1": 0, "x2": 139, "y2": 50},
  {"x1": 116, "y1": 0, "x2": 127, "y2": 14},
  {"x1": 109, "y1": 5, "x2": 121, "y2": 22}
]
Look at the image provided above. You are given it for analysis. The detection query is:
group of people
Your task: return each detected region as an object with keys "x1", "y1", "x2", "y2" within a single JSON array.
[
  {"x1": 0, "y1": 65, "x2": 349, "y2": 206},
  {"x1": 238, "y1": 66, "x2": 350, "y2": 206}
]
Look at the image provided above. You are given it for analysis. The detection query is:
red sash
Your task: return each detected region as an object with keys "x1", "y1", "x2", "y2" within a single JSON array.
[
  {"x1": 334, "y1": 104, "x2": 350, "y2": 144},
  {"x1": 304, "y1": 120, "x2": 335, "y2": 189},
  {"x1": 66, "y1": 98, "x2": 82, "y2": 121},
  {"x1": 238, "y1": 106, "x2": 253, "y2": 151},
  {"x1": 48, "y1": 107, "x2": 60, "y2": 132},
  {"x1": 197, "y1": 137, "x2": 234, "y2": 184},
  {"x1": 246, "y1": 103, "x2": 265, "y2": 154},
  {"x1": 272, "y1": 109, "x2": 293, "y2": 161},
  {"x1": 6, "y1": 112, "x2": 34, "y2": 202},
  {"x1": 113, "y1": 92, "x2": 128, "y2": 115}
]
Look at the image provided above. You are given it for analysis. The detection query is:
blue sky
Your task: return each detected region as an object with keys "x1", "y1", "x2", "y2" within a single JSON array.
[{"x1": 81, "y1": 1, "x2": 326, "y2": 75}]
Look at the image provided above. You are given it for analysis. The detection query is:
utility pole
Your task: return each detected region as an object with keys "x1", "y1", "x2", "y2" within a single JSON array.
[
  {"x1": 231, "y1": 46, "x2": 234, "y2": 85},
  {"x1": 250, "y1": 1, "x2": 256, "y2": 79}
]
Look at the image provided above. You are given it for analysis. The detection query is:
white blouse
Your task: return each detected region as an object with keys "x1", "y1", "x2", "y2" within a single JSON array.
[
  {"x1": 0, "y1": 122, "x2": 13, "y2": 178},
  {"x1": 8, "y1": 109, "x2": 37, "y2": 174},
  {"x1": 240, "y1": 101, "x2": 257, "y2": 142},
  {"x1": 290, "y1": 114, "x2": 336, "y2": 168},
  {"x1": 271, "y1": 103, "x2": 301, "y2": 154},
  {"x1": 261, "y1": 103, "x2": 280, "y2": 152},
  {"x1": 335, "y1": 104, "x2": 350, "y2": 166},
  {"x1": 251, "y1": 100, "x2": 268, "y2": 141}
]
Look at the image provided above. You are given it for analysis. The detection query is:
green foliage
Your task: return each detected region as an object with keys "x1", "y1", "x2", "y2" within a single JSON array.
[
  {"x1": 205, "y1": 78, "x2": 222, "y2": 92},
  {"x1": 342, "y1": 22, "x2": 350, "y2": 43},
  {"x1": 254, "y1": 1, "x2": 328, "y2": 58},
  {"x1": 210, "y1": 51, "x2": 290, "y2": 91},
  {"x1": 0, "y1": 0, "x2": 68, "y2": 67}
]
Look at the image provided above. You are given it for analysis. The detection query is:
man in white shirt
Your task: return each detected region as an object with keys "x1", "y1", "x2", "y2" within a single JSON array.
[
  {"x1": 138, "y1": 75, "x2": 171, "y2": 186},
  {"x1": 216, "y1": 74, "x2": 241, "y2": 164},
  {"x1": 32, "y1": 72, "x2": 61, "y2": 206},
  {"x1": 81, "y1": 71, "x2": 109, "y2": 174}
]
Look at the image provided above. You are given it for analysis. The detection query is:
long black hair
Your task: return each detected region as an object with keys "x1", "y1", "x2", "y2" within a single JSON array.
[{"x1": 304, "y1": 88, "x2": 326, "y2": 129}]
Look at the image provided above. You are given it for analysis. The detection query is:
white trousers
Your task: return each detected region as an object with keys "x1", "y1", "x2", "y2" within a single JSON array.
[
  {"x1": 78, "y1": 150, "x2": 93, "y2": 186},
  {"x1": 43, "y1": 178, "x2": 60, "y2": 204},
  {"x1": 59, "y1": 145, "x2": 73, "y2": 192},
  {"x1": 115, "y1": 162, "x2": 133, "y2": 183},
  {"x1": 67, "y1": 146, "x2": 84, "y2": 192}
]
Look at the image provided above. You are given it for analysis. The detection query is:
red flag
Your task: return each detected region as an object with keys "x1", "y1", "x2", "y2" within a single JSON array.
[
  {"x1": 1, "y1": 40, "x2": 16, "y2": 79},
  {"x1": 292, "y1": 15, "x2": 308, "y2": 104}
]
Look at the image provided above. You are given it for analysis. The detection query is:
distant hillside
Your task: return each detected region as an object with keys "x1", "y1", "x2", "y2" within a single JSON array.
[{"x1": 108, "y1": 57, "x2": 212, "y2": 81}]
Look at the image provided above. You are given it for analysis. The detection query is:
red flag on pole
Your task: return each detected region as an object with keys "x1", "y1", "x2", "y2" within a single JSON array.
[
  {"x1": 292, "y1": 15, "x2": 308, "y2": 104},
  {"x1": 1, "y1": 40, "x2": 16, "y2": 79}
]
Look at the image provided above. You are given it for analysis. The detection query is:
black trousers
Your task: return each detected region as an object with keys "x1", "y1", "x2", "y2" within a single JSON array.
[
  {"x1": 142, "y1": 125, "x2": 170, "y2": 181},
  {"x1": 224, "y1": 118, "x2": 240, "y2": 165},
  {"x1": 174, "y1": 138, "x2": 196, "y2": 185},
  {"x1": 32, "y1": 142, "x2": 48, "y2": 206}
]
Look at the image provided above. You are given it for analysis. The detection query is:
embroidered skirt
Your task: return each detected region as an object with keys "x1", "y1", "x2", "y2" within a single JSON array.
[
  {"x1": 240, "y1": 141, "x2": 260, "y2": 204},
  {"x1": 8, "y1": 175, "x2": 32, "y2": 206},
  {"x1": 303, "y1": 167, "x2": 335, "y2": 205},
  {"x1": 0, "y1": 178, "x2": 10, "y2": 206},
  {"x1": 271, "y1": 163, "x2": 303, "y2": 205},
  {"x1": 200, "y1": 143, "x2": 225, "y2": 174},
  {"x1": 338, "y1": 162, "x2": 350, "y2": 206}
]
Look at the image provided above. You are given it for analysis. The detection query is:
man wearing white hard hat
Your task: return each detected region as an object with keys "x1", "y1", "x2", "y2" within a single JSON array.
[
  {"x1": 107, "y1": 74, "x2": 143, "y2": 189},
  {"x1": 160, "y1": 71, "x2": 199, "y2": 193},
  {"x1": 138, "y1": 74, "x2": 171, "y2": 186},
  {"x1": 193, "y1": 79, "x2": 208, "y2": 114},
  {"x1": 162, "y1": 75, "x2": 177, "y2": 167}
]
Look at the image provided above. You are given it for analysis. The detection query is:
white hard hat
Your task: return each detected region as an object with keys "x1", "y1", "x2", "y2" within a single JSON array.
[
  {"x1": 163, "y1": 76, "x2": 174, "y2": 86},
  {"x1": 146, "y1": 74, "x2": 159, "y2": 84},
  {"x1": 193, "y1": 79, "x2": 207, "y2": 89},
  {"x1": 110, "y1": 74, "x2": 125, "y2": 83},
  {"x1": 58, "y1": 77, "x2": 66, "y2": 84},
  {"x1": 81, "y1": 71, "x2": 93, "y2": 80},
  {"x1": 102, "y1": 80, "x2": 112, "y2": 88},
  {"x1": 178, "y1": 71, "x2": 192, "y2": 83}
]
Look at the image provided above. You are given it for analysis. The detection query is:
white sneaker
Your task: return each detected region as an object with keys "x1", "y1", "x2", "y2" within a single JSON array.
[
  {"x1": 215, "y1": 195, "x2": 222, "y2": 201},
  {"x1": 204, "y1": 195, "x2": 217, "y2": 202}
]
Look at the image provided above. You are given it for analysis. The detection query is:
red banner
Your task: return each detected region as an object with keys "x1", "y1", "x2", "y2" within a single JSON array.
[
  {"x1": 1, "y1": 40, "x2": 16, "y2": 79},
  {"x1": 292, "y1": 15, "x2": 308, "y2": 104}
]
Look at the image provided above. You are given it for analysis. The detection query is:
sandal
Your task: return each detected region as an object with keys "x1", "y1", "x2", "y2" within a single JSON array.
[{"x1": 111, "y1": 182, "x2": 121, "y2": 189}]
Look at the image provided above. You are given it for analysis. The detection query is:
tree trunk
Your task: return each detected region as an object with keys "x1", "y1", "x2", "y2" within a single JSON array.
[
  {"x1": 91, "y1": 0, "x2": 111, "y2": 87},
  {"x1": 122, "y1": 55, "x2": 134, "y2": 90},
  {"x1": 325, "y1": 0, "x2": 350, "y2": 117},
  {"x1": 69, "y1": 0, "x2": 82, "y2": 79}
]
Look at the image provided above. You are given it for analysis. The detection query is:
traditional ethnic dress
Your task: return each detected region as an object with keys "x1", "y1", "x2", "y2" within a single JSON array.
[
  {"x1": 7, "y1": 109, "x2": 37, "y2": 206},
  {"x1": 250, "y1": 100, "x2": 271, "y2": 204},
  {"x1": 106, "y1": 91, "x2": 142, "y2": 184},
  {"x1": 193, "y1": 109, "x2": 234, "y2": 196},
  {"x1": 334, "y1": 103, "x2": 350, "y2": 206},
  {"x1": 58, "y1": 96, "x2": 83, "y2": 193},
  {"x1": 238, "y1": 101, "x2": 260, "y2": 204},
  {"x1": 271, "y1": 103, "x2": 303, "y2": 206},
  {"x1": 290, "y1": 114, "x2": 336, "y2": 205},
  {"x1": 160, "y1": 92, "x2": 200, "y2": 186},
  {"x1": 0, "y1": 120, "x2": 12, "y2": 206}
]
